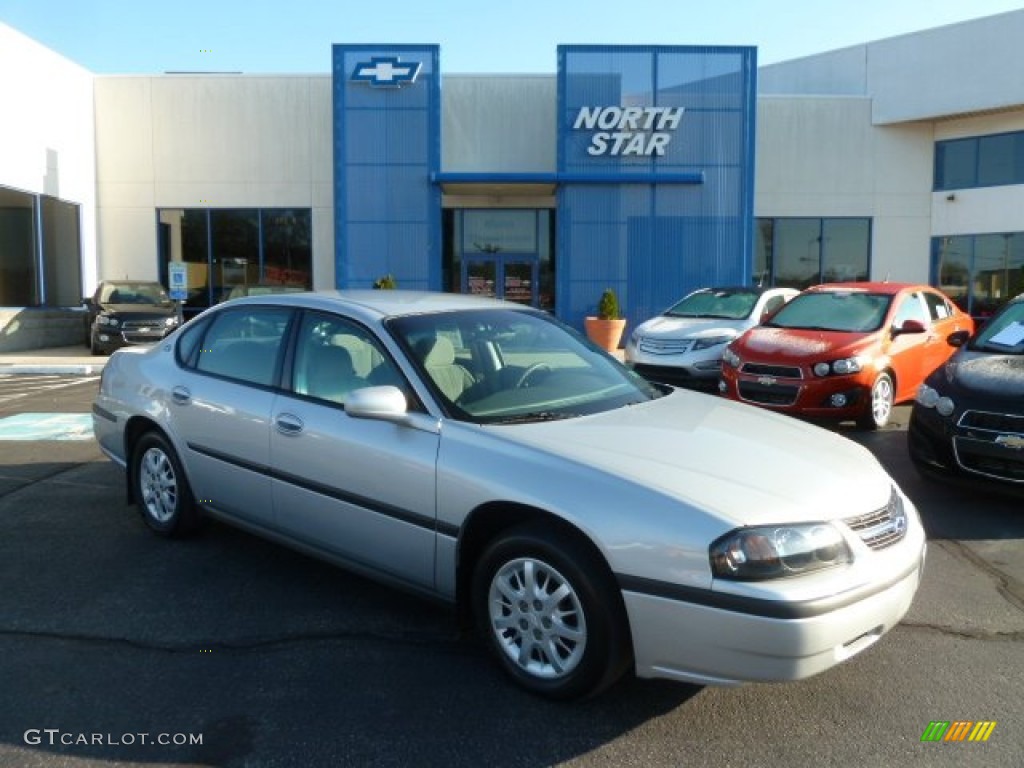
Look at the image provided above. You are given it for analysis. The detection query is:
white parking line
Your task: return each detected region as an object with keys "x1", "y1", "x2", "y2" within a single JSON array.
[{"x1": 0, "y1": 376, "x2": 100, "y2": 405}]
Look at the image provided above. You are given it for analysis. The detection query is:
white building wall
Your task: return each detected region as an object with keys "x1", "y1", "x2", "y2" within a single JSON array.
[
  {"x1": 755, "y1": 96, "x2": 935, "y2": 282},
  {"x1": 0, "y1": 22, "x2": 97, "y2": 293},
  {"x1": 93, "y1": 75, "x2": 334, "y2": 289},
  {"x1": 759, "y1": 10, "x2": 1024, "y2": 125}
]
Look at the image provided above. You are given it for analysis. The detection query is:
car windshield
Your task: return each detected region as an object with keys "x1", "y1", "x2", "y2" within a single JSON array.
[
  {"x1": 387, "y1": 308, "x2": 664, "y2": 424},
  {"x1": 665, "y1": 289, "x2": 759, "y2": 320},
  {"x1": 102, "y1": 282, "x2": 170, "y2": 305},
  {"x1": 972, "y1": 301, "x2": 1024, "y2": 354},
  {"x1": 764, "y1": 291, "x2": 892, "y2": 332}
]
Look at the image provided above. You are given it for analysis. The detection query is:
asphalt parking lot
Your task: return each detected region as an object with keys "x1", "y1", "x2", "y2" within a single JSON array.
[{"x1": 0, "y1": 373, "x2": 1022, "y2": 767}]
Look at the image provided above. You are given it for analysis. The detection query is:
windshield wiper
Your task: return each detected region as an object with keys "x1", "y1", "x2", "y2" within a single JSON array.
[{"x1": 488, "y1": 411, "x2": 580, "y2": 425}]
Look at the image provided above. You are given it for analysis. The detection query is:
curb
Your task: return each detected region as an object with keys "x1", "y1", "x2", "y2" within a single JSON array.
[{"x1": 0, "y1": 364, "x2": 106, "y2": 376}]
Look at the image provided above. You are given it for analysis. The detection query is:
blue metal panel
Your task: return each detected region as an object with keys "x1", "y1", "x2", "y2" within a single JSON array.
[
  {"x1": 556, "y1": 45, "x2": 757, "y2": 334},
  {"x1": 333, "y1": 44, "x2": 441, "y2": 290}
]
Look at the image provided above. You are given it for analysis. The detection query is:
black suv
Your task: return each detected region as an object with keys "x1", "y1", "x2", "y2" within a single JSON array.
[{"x1": 84, "y1": 280, "x2": 180, "y2": 355}]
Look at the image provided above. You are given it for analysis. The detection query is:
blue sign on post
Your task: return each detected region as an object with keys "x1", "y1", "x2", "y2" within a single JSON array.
[{"x1": 168, "y1": 262, "x2": 188, "y2": 301}]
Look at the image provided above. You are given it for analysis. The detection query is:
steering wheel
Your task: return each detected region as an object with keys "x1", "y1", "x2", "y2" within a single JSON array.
[{"x1": 514, "y1": 363, "x2": 552, "y2": 389}]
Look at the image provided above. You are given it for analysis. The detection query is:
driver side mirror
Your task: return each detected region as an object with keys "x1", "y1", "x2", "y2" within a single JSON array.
[{"x1": 946, "y1": 329, "x2": 970, "y2": 348}]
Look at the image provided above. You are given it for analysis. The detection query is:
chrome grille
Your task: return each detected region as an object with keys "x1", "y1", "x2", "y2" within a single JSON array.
[
  {"x1": 121, "y1": 320, "x2": 166, "y2": 333},
  {"x1": 740, "y1": 362, "x2": 803, "y2": 379},
  {"x1": 843, "y1": 488, "x2": 908, "y2": 551},
  {"x1": 958, "y1": 410, "x2": 1024, "y2": 434},
  {"x1": 637, "y1": 337, "x2": 692, "y2": 355},
  {"x1": 737, "y1": 381, "x2": 800, "y2": 406}
]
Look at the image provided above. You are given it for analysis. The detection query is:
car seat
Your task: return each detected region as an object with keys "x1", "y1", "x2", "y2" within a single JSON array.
[
  {"x1": 419, "y1": 336, "x2": 475, "y2": 403},
  {"x1": 304, "y1": 344, "x2": 358, "y2": 404}
]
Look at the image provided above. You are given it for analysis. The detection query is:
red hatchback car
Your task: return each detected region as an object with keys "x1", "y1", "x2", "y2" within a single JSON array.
[{"x1": 718, "y1": 282, "x2": 973, "y2": 429}]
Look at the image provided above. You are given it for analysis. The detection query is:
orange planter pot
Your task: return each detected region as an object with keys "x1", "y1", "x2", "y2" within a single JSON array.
[{"x1": 584, "y1": 317, "x2": 627, "y2": 352}]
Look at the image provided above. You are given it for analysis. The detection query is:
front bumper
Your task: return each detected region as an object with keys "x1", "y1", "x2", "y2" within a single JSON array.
[
  {"x1": 625, "y1": 346, "x2": 725, "y2": 386},
  {"x1": 623, "y1": 542, "x2": 925, "y2": 685},
  {"x1": 720, "y1": 368, "x2": 871, "y2": 421},
  {"x1": 910, "y1": 404, "x2": 1024, "y2": 494}
]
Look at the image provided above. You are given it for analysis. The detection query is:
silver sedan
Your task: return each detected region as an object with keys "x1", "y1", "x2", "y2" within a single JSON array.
[{"x1": 92, "y1": 290, "x2": 926, "y2": 699}]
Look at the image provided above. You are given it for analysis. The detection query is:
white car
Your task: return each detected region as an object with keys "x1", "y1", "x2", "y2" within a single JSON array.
[
  {"x1": 92, "y1": 290, "x2": 924, "y2": 699},
  {"x1": 626, "y1": 286, "x2": 798, "y2": 387}
]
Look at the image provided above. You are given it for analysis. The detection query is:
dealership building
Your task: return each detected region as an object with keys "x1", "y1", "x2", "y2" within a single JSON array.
[{"x1": 2, "y1": 10, "x2": 1024, "y2": 349}]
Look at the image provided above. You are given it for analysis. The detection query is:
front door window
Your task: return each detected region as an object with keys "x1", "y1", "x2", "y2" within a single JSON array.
[{"x1": 464, "y1": 256, "x2": 538, "y2": 305}]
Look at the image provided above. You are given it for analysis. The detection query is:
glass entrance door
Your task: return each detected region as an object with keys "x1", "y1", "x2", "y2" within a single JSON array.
[{"x1": 463, "y1": 255, "x2": 538, "y2": 306}]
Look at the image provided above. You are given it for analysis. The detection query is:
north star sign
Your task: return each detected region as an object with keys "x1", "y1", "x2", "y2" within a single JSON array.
[{"x1": 573, "y1": 106, "x2": 685, "y2": 156}]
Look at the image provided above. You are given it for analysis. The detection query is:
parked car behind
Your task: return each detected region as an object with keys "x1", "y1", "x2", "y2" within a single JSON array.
[
  {"x1": 93, "y1": 290, "x2": 925, "y2": 699},
  {"x1": 909, "y1": 293, "x2": 1024, "y2": 494},
  {"x1": 84, "y1": 280, "x2": 180, "y2": 355},
  {"x1": 625, "y1": 286, "x2": 798, "y2": 387},
  {"x1": 719, "y1": 282, "x2": 973, "y2": 429}
]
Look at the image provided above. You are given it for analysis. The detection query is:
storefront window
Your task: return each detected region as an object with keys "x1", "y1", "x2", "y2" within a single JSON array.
[
  {"x1": 756, "y1": 217, "x2": 870, "y2": 290},
  {"x1": 935, "y1": 130, "x2": 1024, "y2": 190},
  {"x1": 41, "y1": 196, "x2": 82, "y2": 307},
  {"x1": 159, "y1": 208, "x2": 313, "y2": 317},
  {"x1": 931, "y1": 232, "x2": 1024, "y2": 319},
  {"x1": 0, "y1": 184, "x2": 81, "y2": 307},
  {"x1": 0, "y1": 186, "x2": 38, "y2": 305}
]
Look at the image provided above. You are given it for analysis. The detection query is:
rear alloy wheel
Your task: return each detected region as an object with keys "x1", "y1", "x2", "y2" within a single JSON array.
[
  {"x1": 473, "y1": 524, "x2": 630, "y2": 700},
  {"x1": 132, "y1": 432, "x2": 200, "y2": 537},
  {"x1": 857, "y1": 372, "x2": 895, "y2": 430}
]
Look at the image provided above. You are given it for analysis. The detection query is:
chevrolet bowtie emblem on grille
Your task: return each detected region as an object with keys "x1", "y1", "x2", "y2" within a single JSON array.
[
  {"x1": 757, "y1": 376, "x2": 777, "y2": 386},
  {"x1": 995, "y1": 434, "x2": 1024, "y2": 451},
  {"x1": 351, "y1": 56, "x2": 422, "y2": 88}
]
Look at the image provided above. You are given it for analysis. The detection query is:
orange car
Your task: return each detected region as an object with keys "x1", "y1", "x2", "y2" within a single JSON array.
[{"x1": 718, "y1": 282, "x2": 973, "y2": 429}]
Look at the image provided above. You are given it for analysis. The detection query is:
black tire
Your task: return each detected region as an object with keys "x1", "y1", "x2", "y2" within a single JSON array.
[
  {"x1": 132, "y1": 431, "x2": 200, "y2": 537},
  {"x1": 472, "y1": 523, "x2": 631, "y2": 700},
  {"x1": 856, "y1": 372, "x2": 895, "y2": 430}
]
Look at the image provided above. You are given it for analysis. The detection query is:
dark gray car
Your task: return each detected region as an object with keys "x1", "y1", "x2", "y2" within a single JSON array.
[{"x1": 84, "y1": 280, "x2": 180, "y2": 355}]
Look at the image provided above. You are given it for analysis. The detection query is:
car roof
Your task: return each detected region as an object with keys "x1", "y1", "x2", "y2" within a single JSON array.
[
  {"x1": 805, "y1": 281, "x2": 927, "y2": 295},
  {"x1": 220, "y1": 289, "x2": 533, "y2": 322},
  {"x1": 691, "y1": 285, "x2": 786, "y2": 294}
]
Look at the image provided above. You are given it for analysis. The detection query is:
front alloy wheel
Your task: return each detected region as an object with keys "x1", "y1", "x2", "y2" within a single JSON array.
[
  {"x1": 132, "y1": 432, "x2": 199, "y2": 537},
  {"x1": 473, "y1": 524, "x2": 630, "y2": 700},
  {"x1": 488, "y1": 557, "x2": 587, "y2": 681},
  {"x1": 858, "y1": 372, "x2": 895, "y2": 430}
]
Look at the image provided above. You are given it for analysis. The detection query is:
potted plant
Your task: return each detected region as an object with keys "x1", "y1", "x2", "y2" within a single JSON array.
[
  {"x1": 585, "y1": 288, "x2": 627, "y2": 352},
  {"x1": 373, "y1": 274, "x2": 397, "y2": 289}
]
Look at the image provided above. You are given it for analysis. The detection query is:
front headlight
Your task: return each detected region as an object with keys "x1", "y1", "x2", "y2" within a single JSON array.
[
  {"x1": 97, "y1": 315, "x2": 119, "y2": 327},
  {"x1": 164, "y1": 316, "x2": 179, "y2": 327},
  {"x1": 710, "y1": 523, "x2": 852, "y2": 581},
  {"x1": 722, "y1": 347, "x2": 742, "y2": 368},
  {"x1": 693, "y1": 334, "x2": 734, "y2": 351},
  {"x1": 811, "y1": 356, "x2": 865, "y2": 377},
  {"x1": 916, "y1": 384, "x2": 955, "y2": 416}
]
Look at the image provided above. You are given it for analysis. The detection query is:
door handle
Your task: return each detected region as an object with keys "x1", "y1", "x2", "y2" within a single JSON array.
[
  {"x1": 275, "y1": 413, "x2": 304, "y2": 435},
  {"x1": 171, "y1": 386, "x2": 191, "y2": 405}
]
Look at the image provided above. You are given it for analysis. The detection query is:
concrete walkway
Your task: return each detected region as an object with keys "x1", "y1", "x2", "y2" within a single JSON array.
[{"x1": 0, "y1": 345, "x2": 107, "y2": 375}]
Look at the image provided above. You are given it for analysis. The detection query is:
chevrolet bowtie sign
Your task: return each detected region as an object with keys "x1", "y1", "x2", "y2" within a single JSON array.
[{"x1": 351, "y1": 57, "x2": 422, "y2": 88}]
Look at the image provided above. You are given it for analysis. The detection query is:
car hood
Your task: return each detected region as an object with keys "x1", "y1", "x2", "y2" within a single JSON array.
[
  {"x1": 99, "y1": 304, "x2": 176, "y2": 317},
  {"x1": 636, "y1": 315, "x2": 748, "y2": 339},
  {"x1": 733, "y1": 326, "x2": 873, "y2": 362},
  {"x1": 945, "y1": 349, "x2": 1024, "y2": 397},
  {"x1": 494, "y1": 390, "x2": 893, "y2": 526}
]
